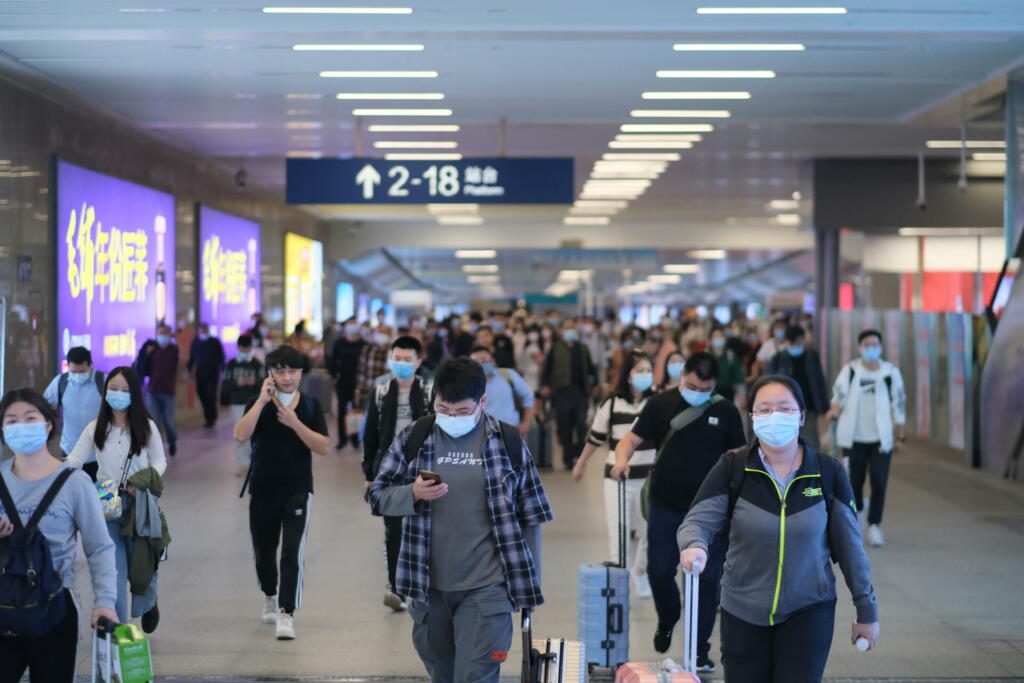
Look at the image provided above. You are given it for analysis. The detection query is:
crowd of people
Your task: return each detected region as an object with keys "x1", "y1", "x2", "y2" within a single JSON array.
[{"x1": 0, "y1": 305, "x2": 908, "y2": 683}]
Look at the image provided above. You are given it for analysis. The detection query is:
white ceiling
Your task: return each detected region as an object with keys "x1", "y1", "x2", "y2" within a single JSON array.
[{"x1": 1, "y1": 0, "x2": 1021, "y2": 297}]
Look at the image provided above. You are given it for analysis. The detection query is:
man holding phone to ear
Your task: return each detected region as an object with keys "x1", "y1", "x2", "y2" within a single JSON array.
[
  {"x1": 367, "y1": 357, "x2": 553, "y2": 683},
  {"x1": 234, "y1": 345, "x2": 329, "y2": 641}
]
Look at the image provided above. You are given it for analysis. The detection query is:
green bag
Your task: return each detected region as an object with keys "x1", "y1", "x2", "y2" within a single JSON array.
[
  {"x1": 94, "y1": 621, "x2": 154, "y2": 683},
  {"x1": 639, "y1": 395, "x2": 724, "y2": 520}
]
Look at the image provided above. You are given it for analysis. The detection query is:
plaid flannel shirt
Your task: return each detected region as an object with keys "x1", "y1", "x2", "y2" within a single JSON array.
[
  {"x1": 366, "y1": 413, "x2": 554, "y2": 609},
  {"x1": 355, "y1": 344, "x2": 390, "y2": 408}
]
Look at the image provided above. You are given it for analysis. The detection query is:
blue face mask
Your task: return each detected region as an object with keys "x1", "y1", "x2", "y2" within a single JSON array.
[
  {"x1": 389, "y1": 360, "x2": 416, "y2": 380},
  {"x1": 631, "y1": 373, "x2": 654, "y2": 393},
  {"x1": 681, "y1": 387, "x2": 712, "y2": 406},
  {"x1": 69, "y1": 371, "x2": 91, "y2": 384},
  {"x1": 437, "y1": 328, "x2": 449, "y2": 338},
  {"x1": 562, "y1": 329, "x2": 579, "y2": 343},
  {"x1": 237, "y1": 352, "x2": 251, "y2": 362},
  {"x1": 773, "y1": 329, "x2": 786, "y2": 340},
  {"x1": 547, "y1": 318, "x2": 560, "y2": 327},
  {"x1": 106, "y1": 390, "x2": 132, "y2": 411},
  {"x1": 787, "y1": 345, "x2": 805, "y2": 357},
  {"x1": 436, "y1": 407, "x2": 479, "y2": 439},
  {"x1": 156, "y1": 335, "x2": 171, "y2": 347},
  {"x1": 481, "y1": 362, "x2": 496, "y2": 376},
  {"x1": 622, "y1": 340, "x2": 634, "y2": 351},
  {"x1": 753, "y1": 411, "x2": 802, "y2": 448},
  {"x1": 861, "y1": 346, "x2": 882, "y2": 362},
  {"x1": 2, "y1": 422, "x2": 49, "y2": 454},
  {"x1": 198, "y1": 333, "x2": 209, "y2": 341},
  {"x1": 667, "y1": 362, "x2": 685, "y2": 380},
  {"x1": 345, "y1": 324, "x2": 360, "y2": 336}
]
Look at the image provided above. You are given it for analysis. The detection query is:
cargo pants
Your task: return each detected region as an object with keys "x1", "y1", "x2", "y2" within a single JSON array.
[{"x1": 407, "y1": 583, "x2": 514, "y2": 683}]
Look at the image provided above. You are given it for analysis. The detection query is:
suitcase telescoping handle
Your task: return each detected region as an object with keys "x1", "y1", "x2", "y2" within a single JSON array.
[
  {"x1": 521, "y1": 609, "x2": 533, "y2": 683},
  {"x1": 682, "y1": 568, "x2": 699, "y2": 674},
  {"x1": 617, "y1": 475, "x2": 627, "y2": 570}
]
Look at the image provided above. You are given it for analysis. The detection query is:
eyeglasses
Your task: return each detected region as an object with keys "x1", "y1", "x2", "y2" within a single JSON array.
[{"x1": 751, "y1": 407, "x2": 801, "y2": 417}]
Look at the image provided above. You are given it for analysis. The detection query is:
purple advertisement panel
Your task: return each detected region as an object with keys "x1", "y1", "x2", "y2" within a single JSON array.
[
  {"x1": 56, "y1": 160, "x2": 176, "y2": 373},
  {"x1": 198, "y1": 206, "x2": 261, "y2": 358}
]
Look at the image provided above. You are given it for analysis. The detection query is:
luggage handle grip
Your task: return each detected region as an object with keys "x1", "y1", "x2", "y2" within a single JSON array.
[
  {"x1": 95, "y1": 616, "x2": 120, "y2": 636},
  {"x1": 608, "y1": 603, "x2": 624, "y2": 635}
]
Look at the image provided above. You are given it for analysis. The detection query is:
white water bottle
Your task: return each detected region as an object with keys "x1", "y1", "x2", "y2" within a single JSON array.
[{"x1": 856, "y1": 637, "x2": 870, "y2": 652}]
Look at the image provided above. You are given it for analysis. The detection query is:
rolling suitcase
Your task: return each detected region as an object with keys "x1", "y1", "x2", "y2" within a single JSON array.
[
  {"x1": 528, "y1": 414, "x2": 554, "y2": 469},
  {"x1": 578, "y1": 478, "x2": 630, "y2": 674},
  {"x1": 615, "y1": 568, "x2": 700, "y2": 683},
  {"x1": 92, "y1": 617, "x2": 155, "y2": 683},
  {"x1": 521, "y1": 610, "x2": 587, "y2": 683}
]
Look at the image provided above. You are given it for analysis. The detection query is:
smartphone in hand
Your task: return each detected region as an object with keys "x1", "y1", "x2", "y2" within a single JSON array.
[{"x1": 418, "y1": 470, "x2": 443, "y2": 485}]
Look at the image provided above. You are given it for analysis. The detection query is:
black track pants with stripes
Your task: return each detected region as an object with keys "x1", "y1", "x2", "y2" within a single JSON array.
[{"x1": 250, "y1": 489, "x2": 313, "y2": 615}]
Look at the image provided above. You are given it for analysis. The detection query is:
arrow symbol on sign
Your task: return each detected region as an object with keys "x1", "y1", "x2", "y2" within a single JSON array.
[{"x1": 355, "y1": 164, "x2": 382, "y2": 200}]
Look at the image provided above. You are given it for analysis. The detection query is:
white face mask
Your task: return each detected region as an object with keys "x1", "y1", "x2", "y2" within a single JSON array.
[
  {"x1": 274, "y1": 389, "x2": 296, "y2": 407},
  {"x1": 435, "y1": 407, "x2": 480, "y2": 438}
]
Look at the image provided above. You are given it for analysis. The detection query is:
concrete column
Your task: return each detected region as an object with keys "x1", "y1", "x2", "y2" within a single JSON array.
[{"x1": 814, "y1": 228, "x2": 840, "y2": 309}]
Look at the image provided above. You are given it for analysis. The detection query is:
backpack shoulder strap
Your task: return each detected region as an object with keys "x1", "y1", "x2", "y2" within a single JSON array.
[
  {"x1": 726, "y1": 447, "x2": 749, "y2": 519},
  {"x1": 94, "y1": 371, "x2": 106, "y2": 395},
  {"x1": 847, "y1": 364, "x2": 856, "y2": 387},
  {"x1": 0, "y1": 470, "x2": 24, "y2": 530},
  {"x1": 57, "y1": 373, "x2": 69, "y2": 407},
  {"x1": 498, "y1": 367, "x2": 511, "y2": 383},
  {"x1": 498, "y1": 421, "x2": 524, "y2": 474},
  {"x1": 403, "y1": 415, "x2": 436, "y2": 464},
  {"x1": 24, "y1": 469, "x2": 75, "y2": 533}
]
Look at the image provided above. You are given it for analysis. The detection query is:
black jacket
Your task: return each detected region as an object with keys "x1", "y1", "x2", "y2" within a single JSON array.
[
  {"x1": 361, "y1": 377, "x2": 432, "y2": 481},
  {"x1": 767, "y1": 349, "x2": 830, "y2": 414},
  {"x1": 188, "y1": 337, "x2": 225, "y2": 378}
]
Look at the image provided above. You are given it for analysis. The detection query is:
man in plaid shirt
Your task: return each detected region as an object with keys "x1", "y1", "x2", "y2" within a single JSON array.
[
  {"x1": 354, "y1": 325, "x2": 393, "y2": 411},
  {"x1": 367, "y1": 357, "x2": 553, "y2": 683}
]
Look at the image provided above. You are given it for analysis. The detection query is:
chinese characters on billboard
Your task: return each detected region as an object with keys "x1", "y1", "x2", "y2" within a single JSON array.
[
  {"x1": 284, "y1": 232, "x2": 323, "y2": 339},
  {"x1": 198, "y1": 206, "x2": 261, "y2": 358},
  {"x1": 56, "y1": 160, "x2": 176, "y2": 372}
]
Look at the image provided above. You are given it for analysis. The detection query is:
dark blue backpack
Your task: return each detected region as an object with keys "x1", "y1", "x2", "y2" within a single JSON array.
[{"x1": 0, "y1": 468, "x2": 73, "y2": 638}]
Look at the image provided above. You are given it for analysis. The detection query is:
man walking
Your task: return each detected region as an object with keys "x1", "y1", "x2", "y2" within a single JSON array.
[
  {"x1": 362, "y1": 335, "x2": 433, "y2": 612},
  {"x1": 43, "y1": 346, "x2": 105, "y2": 479},
  {"x1": 470, "y1": 346, "x2": 534, "y2": 437},
  {"x1": 767, "y1": 325, "x2": 829, "y2": 449},
  {"x1": 331, "y1": 318, "x2": 367, "y2": 450},
  {"x1": 145, "y1": 324, "x2": 180, "y2": 456},
  {"x1": 827, "y1": 328, "x2": 907, "y2": 547},
  {"x1": 367, "y1": 357, "x2": 553, "y2": 683},
  {"x1": 612, "y1": 352, "x2": 746, "y2": 674},
  {"x1": 541, "y1": 318, "x2": 596, "y2": 469},
  {"x1": 221, "y1": 334, "x2": 264, "y2": 475},
  {"x1": 188, "y1": 322, "x2": 226, "y2": 428},
  {"x1": 234, "y1": 345, "x2": 330, "y2": 640}
]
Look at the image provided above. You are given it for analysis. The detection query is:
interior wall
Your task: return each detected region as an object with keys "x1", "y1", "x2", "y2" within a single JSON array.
[{"x1": 0, "y1": 67, "x2": 331, "y2": 394}]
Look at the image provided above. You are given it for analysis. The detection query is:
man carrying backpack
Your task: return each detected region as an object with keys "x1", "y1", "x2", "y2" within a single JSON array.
[
  {"x1": 362, "y1": 335, "x2": 433, "y2": 612},
  {"x1": 366, "y1": 357, "x2": 553, "y2": 683},
  {"x1": 234, "y1": 345, "x2": 330, "y2": 641},
  {"x1": 469, "y1": 346, "x2": 534, "y2": 437},
  {"x1": 43, "y1": 346, "x2": 105, "y2": 480},
  {"x1": 826, "y1": 329, "x2": 907, "y2": 548}
]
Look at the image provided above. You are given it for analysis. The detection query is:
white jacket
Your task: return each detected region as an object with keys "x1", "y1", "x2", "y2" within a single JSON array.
[{"x1": 831, "y1": 359, "x2": 907, "y2": 452}]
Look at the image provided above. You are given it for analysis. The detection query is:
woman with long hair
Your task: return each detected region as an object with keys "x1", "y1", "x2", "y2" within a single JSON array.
[
  {"x1": 660, "y1": 349, "x2": 686, "y2": 392},
  {"x1": 0, "y1": 388, "x2": 117, "y2": 683},
  {"x1": 67, "y1": 366, "x2": 167, "y2": 632},
  {"x1": 572, "y1": 350, "x2": 657, "y2": 597}
]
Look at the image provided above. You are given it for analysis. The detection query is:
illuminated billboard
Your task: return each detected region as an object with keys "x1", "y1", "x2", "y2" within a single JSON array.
[
  {"x1": 284, "y1": 232, "x2": 323, "y2": 339},
  {"x1": 198, "y1": 206, "x2": 261, "y2": 357},
  {"x1": 56, "y1": 160, "x2": 176, "y2": 371}
]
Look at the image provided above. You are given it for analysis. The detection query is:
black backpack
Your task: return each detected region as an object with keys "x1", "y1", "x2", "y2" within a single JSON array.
[
  {"x1": 403, "y1": 414, "x2": 524, "y2": 475},
  {"x1": 57, "y1": 370, "x2": 106, "y2": 410},
  {"x1": 0, "y1": 469, "x2": 74, "y2": 637}
]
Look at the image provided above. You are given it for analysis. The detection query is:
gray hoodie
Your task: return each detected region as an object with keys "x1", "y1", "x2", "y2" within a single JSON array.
[{"x1": 678, "y1": 444, "x2": 877, "y2": 627}]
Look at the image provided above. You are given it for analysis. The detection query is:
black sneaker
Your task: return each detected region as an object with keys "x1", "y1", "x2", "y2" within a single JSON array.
[
  {"x1": 169, "y1": 444, "x2": 177, "y2": 457},
  {"x1": 696, "y1": 655, "x2": 715, "y2": 673},
  {"x1": 653, "y1": 624, "x2": 674, "y2": 653},
  {"x1": 141, "y1": 603, "x2": 160, "y2": 634}
]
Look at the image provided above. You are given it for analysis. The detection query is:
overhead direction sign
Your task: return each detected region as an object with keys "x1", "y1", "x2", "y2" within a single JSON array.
[{"x1": 286, "y1": 157, "x2": 574, "y2": 204}]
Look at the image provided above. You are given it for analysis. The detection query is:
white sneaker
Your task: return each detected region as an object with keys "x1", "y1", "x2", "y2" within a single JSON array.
[
  {"x1": 384, "y1": 588, "x2": 406, "y2": 612},
  {"x1": 275, "y1": 610, "x2": 295, "y2": 640},
  {"x1": 262, "y1": 596, "x2": 278, "y2": 624},
  {"x1": 868, "y1": 524, "x2": 885, "y2": 547},
  {"x1": 633, "y1": 572, "x2": 653, "y2": 599}
]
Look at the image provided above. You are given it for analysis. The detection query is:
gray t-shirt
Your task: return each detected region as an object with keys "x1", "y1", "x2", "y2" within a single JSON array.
[
  {"x1": 395, "y1": 388, "x2": 413, "y2": 435},
  {"x1": 429, "y1": 419, "x2": 504, "y2": 591}
]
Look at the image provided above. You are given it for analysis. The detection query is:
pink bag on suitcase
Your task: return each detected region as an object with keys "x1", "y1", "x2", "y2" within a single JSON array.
[{"x1": 615, "y1": 568, "x2": 701, "y2": 683}]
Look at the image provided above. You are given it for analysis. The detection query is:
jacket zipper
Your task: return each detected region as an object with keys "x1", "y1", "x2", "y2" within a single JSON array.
[{"x1": 745, "y1": 468, "x2": 821, "y2": 626}]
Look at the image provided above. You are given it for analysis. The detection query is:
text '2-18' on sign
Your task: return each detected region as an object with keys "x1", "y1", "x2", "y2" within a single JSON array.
[{"x1": 285, "y1": 158, "x2": 574, "y2": 205}]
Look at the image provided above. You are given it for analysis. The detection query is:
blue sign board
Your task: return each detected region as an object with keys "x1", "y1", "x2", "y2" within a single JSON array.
[{"x1": 286, "y1": 157, "x2": 574, "y2": 205}]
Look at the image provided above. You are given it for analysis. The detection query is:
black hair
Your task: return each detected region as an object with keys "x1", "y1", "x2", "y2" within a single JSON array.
[
  {"x1": 293, "y1": 320, "x2": 306, "y2": 335},
  {"x1": 476, "y1": 324, "x2": 494, "y2": 335},
  {"x1": 748, "y1": 374, "x2": 807, "y2": 413},
  {"x1": 435, "y1": 357, "x2": 486, "y2": 404},
  {"x1": 157, "y1": 323, "x2": 172, "y2": 333},
  {"x1": 266, "y1": 345, "x2": 306, "y2": 370},
  {"x1": 469, "y1": 312, "x2": 484, "y2": 324},
  {"x1": 94, "y1": 367, "x2": 153, "y2": 458},
  {"x1": 785, "y1": 325, "x2": 806, "y2": 344},
  {"x1": 0, "y1": 388, "x2": 59, "y2": 446},
  {"x1": 237, "y1": 334, "x2": 253, "y2": 349},
  {"x1": 858, "y1": 328, "x2": 883, "y2": 345},
  {"x1": 391, "y1": 335, "x2": 423, "y2": 356},
  {"x1": 66, "y1": 346, "x2": 93, "y2": 366},
  {"x1": 469, "y1": 345, "x2": 494, "y2": 358},
  {"x1": 772, "y1": 317, "x2": 788, "y2": 329},
  {"x1": 615, "y1": 350, "x2": 652, "y2": 399},
  {"x1": 683, "y1": 351, "x2": 719, "y2": 382}
]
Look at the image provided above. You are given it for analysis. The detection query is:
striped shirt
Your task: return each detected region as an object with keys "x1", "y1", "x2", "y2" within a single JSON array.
[{"x1": 587, "y1": 394, "x2": 657, "y2": 480}]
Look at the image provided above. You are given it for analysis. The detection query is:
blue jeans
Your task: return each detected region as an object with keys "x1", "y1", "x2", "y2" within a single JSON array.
[
  {"x1": 647, "y1": 502, "x2": 726, "y2": 658},
  {"x1": 146, "y1": 393, "x2": 177, "y2": 449},
  {"x1": 106, "y1": 518, "x2": 158, "y2": 623}
]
